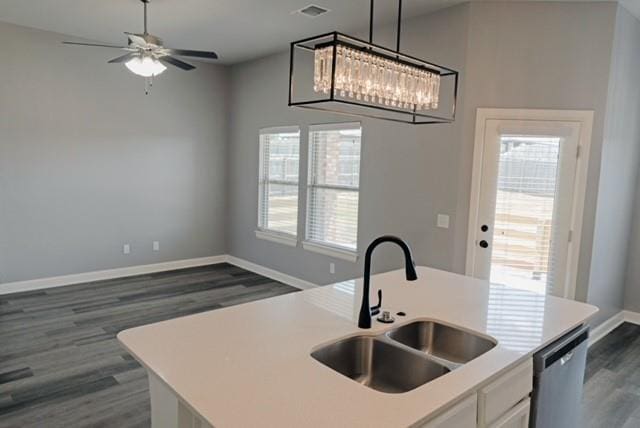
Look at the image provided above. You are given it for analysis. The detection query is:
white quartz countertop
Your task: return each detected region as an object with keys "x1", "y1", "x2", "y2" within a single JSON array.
[{"x1": 118, "y1": 266, "x2": 597, "y2": 428}]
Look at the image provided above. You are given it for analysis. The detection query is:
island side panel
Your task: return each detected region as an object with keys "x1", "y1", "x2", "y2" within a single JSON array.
[
  {"x1": 148, "y1": 372, "x2": 213, "y2": 428},
  {"x1": 149, "y1": 373, "x2": 179, "y2": 428}
]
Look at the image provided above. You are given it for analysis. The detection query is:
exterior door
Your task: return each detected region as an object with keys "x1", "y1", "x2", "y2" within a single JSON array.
[{"x1": 468, "y1": 119, "x2": 581, "y2": 297}]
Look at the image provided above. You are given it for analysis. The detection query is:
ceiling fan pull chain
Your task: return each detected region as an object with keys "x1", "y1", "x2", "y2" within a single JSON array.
[{"x1": 145, "y1": 76, "x2": 152, "y2": 95}]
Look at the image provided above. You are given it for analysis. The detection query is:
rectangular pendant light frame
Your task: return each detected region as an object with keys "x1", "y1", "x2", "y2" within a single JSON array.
[{"x1": 288, "y1": 31, "x2": 459, "y2": 125}]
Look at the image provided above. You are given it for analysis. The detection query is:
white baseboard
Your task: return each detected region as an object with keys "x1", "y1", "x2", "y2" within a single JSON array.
[
  {"x1": 0, "y1": 255, "x2": 227, "y2": 295},
  {"x1": 589, "y1": 311, "x2": 625, "y2": 347},
  {"x1": 623, "y1": 310, "x2": 640, "y2": 326},
  {"x1": 588, "y1": 310, "x2": 640, "y2": 347},
  {"x1": 0, "y1": 254, "x2": 318, "y2": 295},
  {"x1": 226, "y1": 255, "x2": 317, "y2": 290}
]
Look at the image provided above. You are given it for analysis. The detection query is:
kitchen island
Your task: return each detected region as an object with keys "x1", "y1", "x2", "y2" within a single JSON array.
[{"x1": 118, "y1": 266, "x2": 597, "y2": 428}]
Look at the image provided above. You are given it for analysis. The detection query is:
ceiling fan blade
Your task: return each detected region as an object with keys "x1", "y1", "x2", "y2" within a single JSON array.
[
  {"x1": 63, "y1": 41, "x2": 127, "y2": 49},
  {"x1": 160, "y1": 56, "x2": 196, "y2": 71},
  {"x1": 165, "y1": 49, "x2": 218, "y2": 60},
  {"x1": 108, "y1": 53, "x2": 137, "y2": 64}
]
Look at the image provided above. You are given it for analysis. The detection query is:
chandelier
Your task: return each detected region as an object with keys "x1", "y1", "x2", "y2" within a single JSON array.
[
  {"x1": 314, "y1": 44, "x2": 440, "y2": 111},
  {"x1": 289, "y1": 0, "x2": 458, "y2": 124}
]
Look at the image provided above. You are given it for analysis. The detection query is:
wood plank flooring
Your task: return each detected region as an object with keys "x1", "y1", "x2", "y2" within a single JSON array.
[
  {"x1": 583, "y1": 322, "x2": 640, "y2": 427},
  {"x1": 2, "y1": 266, "x2": 640, "y2": 428},
  {"x1": 0, "y1": 263, "x2": 298, "y2": 428}
]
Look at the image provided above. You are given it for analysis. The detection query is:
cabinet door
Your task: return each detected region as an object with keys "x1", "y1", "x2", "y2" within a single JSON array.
[
  {"x1": 420, "y1": 395, "x2": 477, "y2": 428},
  {"x1": 489, "y1": 398, "x2": 530, "y2": 428},
  {"x1": 478, "y1": 359, "x2": 532, "y2": 426}
]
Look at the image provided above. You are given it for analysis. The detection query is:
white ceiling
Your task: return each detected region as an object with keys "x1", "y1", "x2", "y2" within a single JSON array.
[
  {"x1": 0, "y1": 0, "x2": 636, "y2": 64},
  {"x1": 0, "y1": 0, "x2": 453, "y2": 64}
]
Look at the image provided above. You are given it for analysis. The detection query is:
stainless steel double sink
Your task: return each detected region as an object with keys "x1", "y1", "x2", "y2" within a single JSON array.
[{"x1": 311, "y1": 320, "x2": 496, "y2": 393}]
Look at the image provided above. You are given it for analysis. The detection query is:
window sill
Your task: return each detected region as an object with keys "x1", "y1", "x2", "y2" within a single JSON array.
[
  {"x1": 255, "y1": 230, "x2": 298, "y2": 247},
  {"x1": 302, "y1": 241, "x2": 358, "y2": 262}
]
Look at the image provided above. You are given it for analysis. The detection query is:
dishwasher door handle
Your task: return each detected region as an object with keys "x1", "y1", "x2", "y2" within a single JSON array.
[{"x1": 560, "y1": 351, "x2": 574, "y2": 365}]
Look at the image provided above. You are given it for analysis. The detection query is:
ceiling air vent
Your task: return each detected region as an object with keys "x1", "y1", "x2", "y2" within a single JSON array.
[{"x1": 297, "y1": 4, "x2": 330, "y2": 18}]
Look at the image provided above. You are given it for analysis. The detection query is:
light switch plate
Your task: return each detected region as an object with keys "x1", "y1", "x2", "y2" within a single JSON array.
[
  {"x1": 437, "y1": 214, "x2": 450, "y2": 229},
  {"x1": 153, "y1": 241, "x2": 160, "y2": 251},
  {"x1": 123, "y1": 244, "x2": 131, "y2": 254}
]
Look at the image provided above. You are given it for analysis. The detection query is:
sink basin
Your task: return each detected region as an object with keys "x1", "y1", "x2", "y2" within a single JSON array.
[
  {"x1": 387, "y1": 321, "x2": 496, "y2": 365},
  {"x1": 311, "y1": 335, "x2": 449, "y2": 393},
  {"x1": 311, "y1": 320, "x2": 495, "y2": 393}
]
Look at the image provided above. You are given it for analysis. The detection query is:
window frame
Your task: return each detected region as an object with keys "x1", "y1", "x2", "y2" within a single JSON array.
[
  {"x1": 304, "y1": 122, "x2": 362, "y2": 261},
  {"x1": 256, "y1": 126, "x2": 301, "y2": 244}
]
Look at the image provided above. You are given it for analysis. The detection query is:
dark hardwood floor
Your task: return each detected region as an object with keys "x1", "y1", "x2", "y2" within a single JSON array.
[
  {"x1": 583, "y1": 322, "x2": 640, "y2": 427},
  {"x1": 2, "y1": 266, "x2": 640, "y2": 428},
  {"x1": 0, "y1": 263, "x2": 298, "y2": 428}
]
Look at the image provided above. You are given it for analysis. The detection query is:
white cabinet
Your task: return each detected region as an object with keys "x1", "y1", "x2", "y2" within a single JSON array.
[
  {"x1": 420, "y1": 394, "x2": 477, "y2": 428},
  {"x1": 478, "y1": 360, "x2": 533, "y2": 427},
  {"x1": 420, "y1": 358, "x2": 533, "y2": 428},
  {"x1": 488, "y1": 398, "x2": 530, "y2": 428}
]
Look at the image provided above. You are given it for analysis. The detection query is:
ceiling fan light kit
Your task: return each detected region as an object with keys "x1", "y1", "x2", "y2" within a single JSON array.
[
  {"x1": 125, "y1": 55, "x2": 167, "y2": 78},
  {"x1": 63, "y1": 0, "x2": 218, "y2": 94},
  {"x1": 288, "y1": 0, "x2": 459, "y2": 124}
]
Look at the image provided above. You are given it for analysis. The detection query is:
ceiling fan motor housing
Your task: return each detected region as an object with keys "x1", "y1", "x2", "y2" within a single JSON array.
[{"x1": 130, "y1": 33, "x2": 163, "y2": 48}]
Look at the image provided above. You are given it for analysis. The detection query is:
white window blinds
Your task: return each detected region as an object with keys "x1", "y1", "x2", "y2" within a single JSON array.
[
  {"x1": 491, "y1": 135, "x2": 562, "y2": 295},
  {"x1": 307, "y1": 123, "x2": 361, "y2": 251},
  {"x1": 258, "y1": 127, "x2": 300, "y2": 236}
]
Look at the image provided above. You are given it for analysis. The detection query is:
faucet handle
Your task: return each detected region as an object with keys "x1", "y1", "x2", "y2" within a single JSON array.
[{"x1": 370, "y1": 289, "x2": 382, "y2": 316}]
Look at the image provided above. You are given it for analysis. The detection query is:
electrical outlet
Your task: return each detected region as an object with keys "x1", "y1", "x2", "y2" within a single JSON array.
[
  {"x1": 123, "y1": 244, "x2": 131, "y2": 255},
  {"x1": 153, "y1": 241, "x2": 160, "y2": 251},
  {"x1": 437, "y1": 214, "x2": 450, "y2": 229},
  {"x1": 330, "y1": 262, "x2": 335, "y2": 274}
]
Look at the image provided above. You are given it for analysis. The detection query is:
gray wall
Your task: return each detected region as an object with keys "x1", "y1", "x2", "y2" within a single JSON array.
[
  {"x1": 227, "y1": 5, "x2": 471, "y2": 285},
  {"x1": 589, "y1": 5, "x2": 640, "y2": 323},
  {"x1": 226, "y1": 1, "x2": 619, "y2": 295},
  {"x1": 587, "y1": 5, "x2": 640, "y2": 324},
  {"x1": 0, "y1": 21, "x2": 229, "y2": 283},
  {"x1": 461, "y1": 2, "x2": 617, "y2": 308},
  {"x1": 613, "y1": 8, "x2": 640, "y2": 315}
]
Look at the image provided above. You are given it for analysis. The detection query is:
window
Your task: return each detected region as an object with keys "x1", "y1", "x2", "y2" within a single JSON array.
[
  {"x1": 305, "y1": 123, "x2": 362, "y2": 258},
  {"x1": 258, "y1": 127, "x2": 300, "y2": 240}
]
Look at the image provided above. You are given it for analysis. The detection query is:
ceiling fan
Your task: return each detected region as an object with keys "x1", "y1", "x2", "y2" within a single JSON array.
[{"x1": 63, "y1": 0, "x2": 218, "y2": 93}]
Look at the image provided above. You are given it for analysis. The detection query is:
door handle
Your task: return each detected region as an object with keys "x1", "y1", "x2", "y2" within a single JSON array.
[
  {"x1": 560, "y1": 351, "x2": 574, "y2": 365},
  {"x1": 479, "y1": 240, "x2": 489, "y2": 249}
]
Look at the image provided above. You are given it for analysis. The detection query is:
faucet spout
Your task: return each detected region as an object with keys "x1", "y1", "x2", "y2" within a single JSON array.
[{"x1": 358, "y1": 235, "x2": 417, "y2": 329}]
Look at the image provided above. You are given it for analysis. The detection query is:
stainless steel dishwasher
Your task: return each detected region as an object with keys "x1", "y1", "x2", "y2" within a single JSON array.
[{"x1": 530, "y1": 325, "x2": 589, "y2": 428}]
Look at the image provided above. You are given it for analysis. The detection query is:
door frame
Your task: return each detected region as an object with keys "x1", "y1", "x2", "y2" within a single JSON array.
[{"x1": 465, "y1": 108, "x2": 594, "y2": 299}]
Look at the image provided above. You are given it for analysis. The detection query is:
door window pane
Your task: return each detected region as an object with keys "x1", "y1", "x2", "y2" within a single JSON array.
[{"x1": 490, "y1": 136, "x2": 561, "y2": 295}]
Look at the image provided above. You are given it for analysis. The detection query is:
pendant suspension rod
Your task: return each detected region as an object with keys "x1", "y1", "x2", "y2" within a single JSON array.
[
  {"x1": 396, "y1": 0, "x2": 403, "y2": 52},
  {"x1": 143, "y1": 1, "x2": 148, "y2": 34},
  {"x1": 369, "y1": 0, "x2": 374, "y2": 44},
  {"x1": 367, "y1": 0, "x2": 403, "y2": 51}
]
